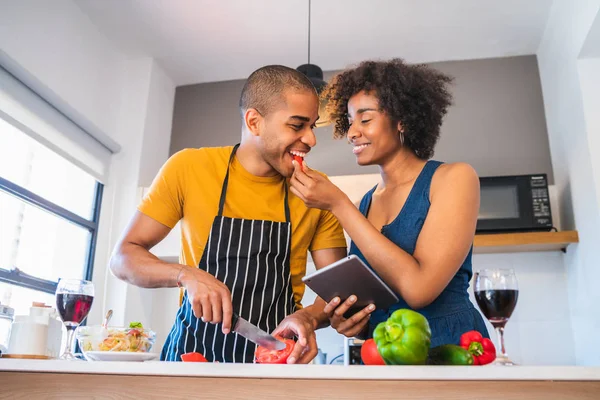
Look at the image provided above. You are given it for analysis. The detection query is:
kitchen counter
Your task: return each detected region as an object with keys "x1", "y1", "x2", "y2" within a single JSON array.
[{"x1": 1, "y1": 359, "x2": 600, "y2": 399}]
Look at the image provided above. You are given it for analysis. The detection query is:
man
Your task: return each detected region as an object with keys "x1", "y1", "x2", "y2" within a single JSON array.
[{"x1": 109, "y1": 65, "x2": 349, "y2": 363}]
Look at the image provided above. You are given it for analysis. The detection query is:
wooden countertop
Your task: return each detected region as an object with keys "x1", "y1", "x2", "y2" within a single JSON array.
[
  {"x1": 0, "y1": 359, "x2": 599, "y2": 381},
  {"x1": 1, "y1": 359, "x2": 599, "y2": 399}
]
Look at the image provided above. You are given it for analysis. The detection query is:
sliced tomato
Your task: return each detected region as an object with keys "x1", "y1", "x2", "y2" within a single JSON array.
[
  {"x1": 181, "y1": 352, "x2": 208, "y2": 362},
  {"x1": 254, "y1": 336, "x2": 295, "y2": 364},
  {"x1": 292, "y1": 155, "x2": 304, "y2": 171},
  {"x1": 361, "y1": 338, "x2": 386, "y2": 365}
]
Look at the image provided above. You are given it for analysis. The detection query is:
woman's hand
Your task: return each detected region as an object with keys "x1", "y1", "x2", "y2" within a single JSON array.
[
  {"x1": 323, "y1": 295, "x2": 375, "y2": 338},
  {"x1": 289, "y1": 160, "x2": 348, "y2": 211}
]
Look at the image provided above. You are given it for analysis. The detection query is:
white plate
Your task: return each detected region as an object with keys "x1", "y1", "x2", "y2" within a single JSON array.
[{"x1": 83, "y1": 351, "x2": 159, "y2": 362}]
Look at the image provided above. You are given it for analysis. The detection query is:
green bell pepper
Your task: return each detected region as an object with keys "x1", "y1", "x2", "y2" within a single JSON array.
[
  {"x1": 373, "y1": 309, "x2": 431, "y2": 365},
  {"x1": 427, "y1": 344, "x2": 474, "y2": 365}
]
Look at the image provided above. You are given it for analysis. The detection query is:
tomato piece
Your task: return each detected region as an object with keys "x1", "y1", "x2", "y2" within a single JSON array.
[
  {"x1": 181, "y1": 352, "x2": 208, "y2": 362},
  {"x1": 361, "y1": 338, "x2": 386, "y2": 365},
  {"x1": 292, "y1": 155, "x2": 304, "y2": 171},
  {"x1": 254, "y1": 336, "x2": 295, "y2": 364}
]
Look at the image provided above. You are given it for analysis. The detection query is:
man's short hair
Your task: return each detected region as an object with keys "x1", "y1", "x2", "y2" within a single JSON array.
[{"x1": 239, "y1": 65, "x2": 316, "y2": 118}]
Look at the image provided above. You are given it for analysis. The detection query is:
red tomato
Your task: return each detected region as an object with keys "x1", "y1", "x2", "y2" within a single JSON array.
[
  {"x1": 292, "y1": 155, "x2": 304, "y2": 171},
  {"x1": 254, "y1": 337, "x2": 295, "y2": 364},
  {"x1": 361, "y1": 339, "x2": 386, "y2": 365},
  {"x1": 181, "y1": 352, "x2": 208, "y2": 362}
]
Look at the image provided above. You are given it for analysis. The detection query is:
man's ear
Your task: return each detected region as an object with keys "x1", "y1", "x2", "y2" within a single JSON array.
[{"x1": 245, "y1": 108, "x2": 263, "y2": 137}]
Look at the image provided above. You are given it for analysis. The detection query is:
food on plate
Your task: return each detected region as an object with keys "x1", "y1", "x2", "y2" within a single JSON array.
[
  {"x1": 427, "y1": 344, "x2": 474, "y2": 365},
  {"x1": 254, "y1": 336, "x2": 295, "y2": 364},
  {"x1": 373, "y1": 309, "x2": 431, "y2": 365},
  {"x1": 181, "y1": 352, "x2": 208, "y2": 362},
  {"x1": 361, "y1": 338, "x2": 386, "y2": 365},
  {"x1": 77, "y1": 321, "x2": 156, "y2": 353},
  {"x1": 459, "y1": 330, "x2": 496, "y2": 365}
]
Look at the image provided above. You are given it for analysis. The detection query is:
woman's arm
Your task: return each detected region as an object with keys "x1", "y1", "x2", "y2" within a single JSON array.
[{"x1": 290, "y1": 161, "x2": 479, "y2": 309}]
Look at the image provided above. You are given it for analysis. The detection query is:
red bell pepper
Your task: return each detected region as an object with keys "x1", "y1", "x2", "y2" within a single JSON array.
[{"x1": 459, "y1": 330, "x2": 496, "y2": 365}]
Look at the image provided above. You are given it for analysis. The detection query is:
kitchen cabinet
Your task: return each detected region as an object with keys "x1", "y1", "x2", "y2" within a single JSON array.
[{"x1": 1, "y1": 360, "x2": 599, "y2": 399}]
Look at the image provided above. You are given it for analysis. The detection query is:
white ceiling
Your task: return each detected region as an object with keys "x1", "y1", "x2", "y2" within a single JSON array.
[{"x1": 76, "y1": 0, "x2": 553, "y2": 86}]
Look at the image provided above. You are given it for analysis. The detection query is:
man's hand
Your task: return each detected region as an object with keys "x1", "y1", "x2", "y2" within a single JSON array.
[
  {"x1": 272, "y1": 310, "x2": 318, "y2": 364},
  {"x1": 179, "y1": 267, "x2": 233, "y2": 334},
  {"x1": 324, "y1": 295, "x2": 374, "y2": 338}
]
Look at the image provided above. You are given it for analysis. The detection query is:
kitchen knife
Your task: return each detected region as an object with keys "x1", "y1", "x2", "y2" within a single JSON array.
[{"x1": 231, "y1": 312, "x2": 286, "y2": 351}]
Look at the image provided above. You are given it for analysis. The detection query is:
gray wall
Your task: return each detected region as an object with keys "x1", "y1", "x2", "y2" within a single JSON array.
[{"x1": 170, "y1": 55, "x2": 554, "y2": 182}]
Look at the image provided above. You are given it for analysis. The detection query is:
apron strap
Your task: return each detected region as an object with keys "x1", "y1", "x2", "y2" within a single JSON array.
[
  {"x1": 218, "y1": 143, "x2": 291, "y2": 223},
  {"x1": 217, "y1": 144, "x2": 239, "y2": 216},
  {"x1": 283, "y1": 180, "x2": 290, "y2": 223}
]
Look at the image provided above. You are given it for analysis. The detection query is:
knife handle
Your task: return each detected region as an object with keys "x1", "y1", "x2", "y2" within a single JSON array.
[{"x1": 231, "y1": 312, "x2": 239, "y2": 330}]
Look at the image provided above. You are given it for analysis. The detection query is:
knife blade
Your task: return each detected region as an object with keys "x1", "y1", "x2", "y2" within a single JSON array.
[{"x1": 231, "y1": 312, "x2": 286, "y2": 351}]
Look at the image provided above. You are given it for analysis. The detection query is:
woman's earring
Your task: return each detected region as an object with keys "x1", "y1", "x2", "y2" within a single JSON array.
[{"x1": 399, "y1": 131, "x2": 405, "y2": 147}]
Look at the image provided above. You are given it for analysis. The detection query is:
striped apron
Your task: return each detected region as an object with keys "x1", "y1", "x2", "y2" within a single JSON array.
[{"x1": 161, "y1": 144, "x2": 296, "y2": 362}]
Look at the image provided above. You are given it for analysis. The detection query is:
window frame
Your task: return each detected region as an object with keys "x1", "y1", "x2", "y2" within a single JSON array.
[{"x1": 0, "y1": 175, "x2": 103, "y2": 294}]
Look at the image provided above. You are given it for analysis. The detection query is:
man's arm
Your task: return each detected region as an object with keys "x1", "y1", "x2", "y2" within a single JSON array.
[
  {"x1": 110, "y1": 211, "x2": 234, "y2": 333},
  {"x1": 110, "y1": 211, "x2": 180, "y2": 288},
  {"x1": 271, "y1": 246, "x2": 346, "y2": 364},
  {"x1": 300, "y1": 247, "x2": 347, "y2": 330},
  {"x1": 308, "y1": 247, "x2": 375, "y2": 339}
]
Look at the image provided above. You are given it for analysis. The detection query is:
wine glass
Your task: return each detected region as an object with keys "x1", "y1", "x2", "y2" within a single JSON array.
[
  {"x1": 474, "y1": 269, "x2": 519, "y2": 366},
  {"x1": 55, "y1": 279, "x2": 94, "y2": 360}
]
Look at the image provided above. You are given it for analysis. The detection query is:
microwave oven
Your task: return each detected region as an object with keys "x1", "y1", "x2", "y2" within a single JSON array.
[{"x1": 476, "y1": 174, "x2": 553, "y2": 234}]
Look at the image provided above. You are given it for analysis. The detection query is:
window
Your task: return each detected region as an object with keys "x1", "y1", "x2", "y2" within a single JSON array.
[{"x1": 0, "y1": 117, "x2": 103, "y2": 316}]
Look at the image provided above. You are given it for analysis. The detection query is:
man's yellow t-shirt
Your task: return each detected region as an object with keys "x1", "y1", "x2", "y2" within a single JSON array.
[{"x1": 138, "y1": 146, "x2": 347, "y2": 308}]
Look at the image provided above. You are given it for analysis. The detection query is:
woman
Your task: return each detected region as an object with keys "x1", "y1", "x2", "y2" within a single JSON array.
[{"x1": 290, "y1": 59, "x2": 489, "y2": 347}]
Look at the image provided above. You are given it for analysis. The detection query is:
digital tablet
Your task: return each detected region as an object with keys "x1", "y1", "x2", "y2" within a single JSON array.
[{"x1": 302, "y1": 255, "x2": 399, "y2": 317}]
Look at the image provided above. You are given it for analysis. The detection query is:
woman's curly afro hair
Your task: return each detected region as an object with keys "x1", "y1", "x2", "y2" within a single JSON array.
[{"x1": 322, "y1": 59, "x2": 453, "y2": 159}]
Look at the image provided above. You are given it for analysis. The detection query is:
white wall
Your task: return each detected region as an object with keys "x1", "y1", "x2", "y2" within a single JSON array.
[
  {"x1": 101, "y1": 57, "x2": 153, "y2": 328},
  {"x1": 537, "y1": 0, "x2": 600, "y2": 365},
  {"x1": 138, "y1": 65, "x2": 176, "y2": 187},
  {"x1": 0, "y1": 1, "x2": 176, "y2": 329},
  {"x1": 92, "y1": 57, "x2": 176, "y2": 328},
  {"x1": 580, "y1": 9, "x2": 600, "y2": 58},
  {"x1": 578, "y1": 59, "x2": 600, "y2": 214},
  {"x1": 470, "y1": 252, "x2": 575, "y2": 366}
]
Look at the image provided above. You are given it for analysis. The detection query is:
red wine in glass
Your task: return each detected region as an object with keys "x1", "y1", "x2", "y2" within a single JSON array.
[
  {"x1": 474, "y1": 269, "x2": 518, "y2": 366},
  {"x1": 56, "y1": 293, "x2": 94, "y2": 326},
  {"x1": 474, "y1": 289, "x2": 519, "y2": 327},
  {"x1": 55, "y1": 279, "x2": 94, "y2": 360}
]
